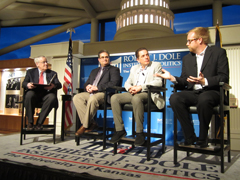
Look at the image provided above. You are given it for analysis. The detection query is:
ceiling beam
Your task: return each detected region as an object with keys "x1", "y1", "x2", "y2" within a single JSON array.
[
  {"x1": 0, "y1": 18, "x2": 90, "y2": 56},
  {"x1": 170, "y1": 0, "x2": 240, "y2": 11},
  {"x1": 6, "y1": 2, "x2": 88, "y2": 17},
  {"x1": 0, "y1": 17, "x2": 81, "y2": 27},
  {"x1": 77, "y1": 0, "x2": 97, "y2": 18},
  {"x1": 96, "y1": 9, "x2": 119, "y2": 20},
  {"x1": 222, "y1": 0, "x2": 240, "y2": 5},
  {"x1": 0, "y1": 0, "x2": 15, "y2": 10},
  {"x1": 170, "y1": 0, "x2": 214, "y2": 10},
  {"x1": 0, "y1": 9, "x2": 119, "y2": 27}
]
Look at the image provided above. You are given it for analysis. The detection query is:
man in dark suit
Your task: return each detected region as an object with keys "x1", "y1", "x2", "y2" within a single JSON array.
[
  {"x1": 156, "y1": 27, "x2": 229, "y2": 148},
  {"x1": 22, "y1": 56, "x2": 62, "y2": 130},
  {"x1": 73, "y1": 50, "x2": 121, "y2": 136}
]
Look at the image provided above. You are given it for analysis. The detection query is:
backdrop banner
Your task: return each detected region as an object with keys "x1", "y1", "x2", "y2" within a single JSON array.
[{"x1": 80, "y1": 49, "x2": 200, "y2": 145}]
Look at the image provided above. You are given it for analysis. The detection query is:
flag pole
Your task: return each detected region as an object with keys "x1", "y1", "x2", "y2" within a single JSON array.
[
  {"x1": 63, "y1": 28, "x2": 75, "y2": 130},
  {"x1": 215, "y1": 20, "x2": 224, "y2": 139},
  {"x1": 66, "y1": 28, "x2": 75, "y2": 39}
]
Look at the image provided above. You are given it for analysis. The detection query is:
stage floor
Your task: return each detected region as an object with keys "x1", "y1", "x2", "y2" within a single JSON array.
[{"x1": 0, "y1": 133, "x2": 239, "y2": 180}]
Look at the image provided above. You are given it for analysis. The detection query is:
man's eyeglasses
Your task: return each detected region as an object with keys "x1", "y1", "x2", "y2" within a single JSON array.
[
  {"x1": 187, "y1": 38, "x2": 198, "y2": 44},
  {"x1": 39, "y1": 61, "x2": 48, "y2": 64},
  {"x1": 100, "y1": 56, "x2": 109, "y2": 59}
]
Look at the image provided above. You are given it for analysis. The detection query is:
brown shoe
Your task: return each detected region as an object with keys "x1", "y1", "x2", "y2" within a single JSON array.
[
  {"x1": 75, "y1": 125, "x2": 86, "y2": 137},
  {"x1": 35, "y1": 124, "x2": 43, "y2": 130},
  {"x1": 26, "y1": 123, "x2": 34, "y2": 131},
  {"x1": 85, "y1": 122, "x2": 98, "y2": 133}
]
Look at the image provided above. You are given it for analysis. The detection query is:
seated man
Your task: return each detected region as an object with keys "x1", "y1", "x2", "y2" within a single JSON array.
[
  {"x1": 73, "y1": 50, "x2": 121, "y2": 137},
  {"x1": 22, "y1": 55, "x2": 62, "y2": 130},
  {"x1": 155, "y1": 27, "x2": 229, "y2": 148},
  {"x1": 110, "y1": 47, "x2": 165, "y2": 146}
]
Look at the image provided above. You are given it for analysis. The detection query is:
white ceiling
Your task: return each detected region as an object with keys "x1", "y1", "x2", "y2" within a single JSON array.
[{"x1": 1, "y1": 0, "x2": 239, "y2": 27}]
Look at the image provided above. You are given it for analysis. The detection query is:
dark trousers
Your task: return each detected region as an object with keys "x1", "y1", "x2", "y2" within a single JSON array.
[
  {"x1": 24, "y1": 90, "x2": 57, "y2": 125},
  {"x1": 170, "y1": 90, "x2": 220, "y2": 140}
]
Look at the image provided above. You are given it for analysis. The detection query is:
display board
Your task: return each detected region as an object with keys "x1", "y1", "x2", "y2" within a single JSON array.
[
  {"x1": 4, "y1": 77, "x2": 24, "y2": 115},
  {"x1": 80, "y1": 49, "x2": 200, "y2": 145}
]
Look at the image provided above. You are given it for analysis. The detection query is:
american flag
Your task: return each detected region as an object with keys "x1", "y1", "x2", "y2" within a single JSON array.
[{"x1": 63, "y1": 38, "x2": 73, "y2": 130}]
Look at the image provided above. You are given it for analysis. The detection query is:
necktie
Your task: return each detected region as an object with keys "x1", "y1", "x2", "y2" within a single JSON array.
[
  {"x1": 39, "y1": 72, "x2": 44, "y2": 84},
  {"x1": 92, "y1": 67, "x2": 104, "y2": 86},
  {"x1": 90, "y1": 68, "x2": 104, "y2": 96}
]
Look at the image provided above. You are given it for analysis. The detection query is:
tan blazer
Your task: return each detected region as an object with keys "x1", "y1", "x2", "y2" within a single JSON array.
[{"x1": 124, "y1": 61, "x2": 165, "y2": 109}]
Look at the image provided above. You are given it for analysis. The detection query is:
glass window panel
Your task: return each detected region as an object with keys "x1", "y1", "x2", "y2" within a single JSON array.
[
  {"x1": 139, "y1": 14, "x2": 143, "y2": 23},
  {"x1": 145, "y1": 14, "x2": 148, "y2": 23}
]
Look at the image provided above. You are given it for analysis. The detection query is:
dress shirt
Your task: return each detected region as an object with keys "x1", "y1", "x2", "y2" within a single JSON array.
[
  {"x1": 194, "y1": 46, "x2": 208, "y2": 90},
  {"x1": 171, "y1": 47, "x2": 209, "y2": 89},
  {"x1": 136, "y1": 66, "x2": 148, "y2": 86}
]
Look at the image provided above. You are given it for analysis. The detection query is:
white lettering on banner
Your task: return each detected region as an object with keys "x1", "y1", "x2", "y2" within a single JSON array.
[
  {"x1": 123, "y1": 53, "x2": 182, "y2": 62},
  {"x1": 160, "y1": 53, "x2": 181, "y2": 61},
  {"x1": 152, "y1": 53, "x2": 181, "y2": 61},
  {"x1": 123, "y1": 63, "x2": 138, "y2": 68},
  {"x1": 160, "y1": 61, "x2": 182, "y2": 67},
  {"x1": 116, "y1": 52, "x2": 185, "y2": 74},
  {"x1": 123, "y1": 55, "x2": 137, "y2": 62},
  {"x1": 4, "y1": 145, "x2": 221, "y2": 180}
]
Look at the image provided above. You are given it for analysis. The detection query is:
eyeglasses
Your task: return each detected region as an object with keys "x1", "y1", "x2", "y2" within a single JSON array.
[
  {"x1": 100, "y1": 56, "x2": 109, "y2": 59},
  {"x1": 39, "y1": 61, "x2": 48, "y2": 64},
  {"x1": 187, "y1": 38, "x2": 198, "y2": 44}
]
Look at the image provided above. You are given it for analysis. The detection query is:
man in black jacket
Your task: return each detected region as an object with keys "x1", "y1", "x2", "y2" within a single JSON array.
[
  {"x1": 156, "y1": 27, "x2": 229, "y2": 148},
  {"x1": 73, "y1": 50, "x2": 121, "y2": 136},
  {"x1": 22, "y1": 56, "x2": 62, "y2": 130}
]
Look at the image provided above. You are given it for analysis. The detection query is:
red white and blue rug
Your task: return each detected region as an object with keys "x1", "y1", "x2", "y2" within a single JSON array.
[{"x1": 0, "y1": 133, "x2": 239, "y2": 180}]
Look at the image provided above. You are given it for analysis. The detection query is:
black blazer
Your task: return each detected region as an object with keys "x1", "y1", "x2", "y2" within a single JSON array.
[
  {"x1": 84, "y1": 65, "x2": 121, "y2": 92},
  {"x1": 22, "y1": 68, "x2": 62, "y2": 93},
  {"x1": 175, "y1": 46, "x2": 229, "y2": 91}
]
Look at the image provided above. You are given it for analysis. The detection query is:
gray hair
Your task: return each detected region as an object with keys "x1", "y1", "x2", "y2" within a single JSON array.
[{"x1": 34, "y1": 55, "x2": 47, "y2": 64}]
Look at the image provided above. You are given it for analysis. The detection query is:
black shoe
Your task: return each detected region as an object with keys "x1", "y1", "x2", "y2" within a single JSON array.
[
  {"x1": 134, "y1": 132, "x2": 145, "y2": 146},
  {"x1": 179, "y1": 134, "x2": 197, "y2": 146},
  {"x1": 195, "y1": 138, "x2": 208, "y2": 148},
  {"x1": 35, "y1": 124, "x2": 43, "y2": 130},
  {"x1": 110, "y1": 130, "x2": 127, "y2": 143},
  {"x1": 26, "y1": 123, "x2": 34, "y2": 131}
]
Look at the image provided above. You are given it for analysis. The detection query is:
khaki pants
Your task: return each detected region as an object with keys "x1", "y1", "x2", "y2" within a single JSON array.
[
  {"x1": 73, "y1": 92, "x2": 104, "y2": 128},
  {"x1": 110, "y1": 92, "x2": 148, "y2": 133}
]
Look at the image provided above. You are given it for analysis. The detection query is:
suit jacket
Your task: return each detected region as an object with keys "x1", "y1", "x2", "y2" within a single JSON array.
[
  {"x1": 175, "y1": 46, "x2": 229, "y2": 91},
  {"x1": 22, "y1": 68, "x2": 62, "y2": 93},
  {"x1": 124, "y1": 61, "x2": 165, "y2": 109},
  {"x1": 84, "y1": 65, "x2": 121, "y2": 92}
]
